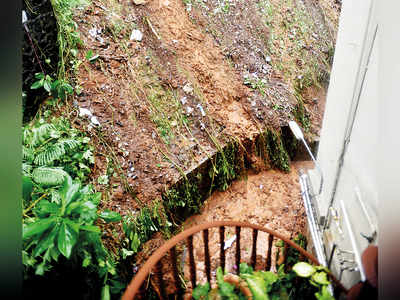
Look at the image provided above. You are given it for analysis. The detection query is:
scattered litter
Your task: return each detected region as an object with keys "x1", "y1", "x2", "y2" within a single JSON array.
[
  {"x1": 79, "y1": 107, "x2": 92, "y2": 117},
  {"x1": 22, "y1": 10, "x2": 28, "y2": 25},
  {"x1": 265, "y1": 56, "x2": 271, "y2": 63},
  {"x1": 200, "y1": 122, "x2": 206, "y2": 130},
  {"x1": 183, "y1": 83, "x2": 193, "y2": 94},
  {"x1": 224, "y1": 235, "x2": 237, "y2": 250},
  {"x1": 180, "y1": 96, "x2": 187, "y2": 105},
  {"x1": 251, "y1": 101, "x2": 256, "y2": 107},
  {"x1": 90, "y1": 116, "x2": 100, "y2": 126},
  {"x1": 260, "y1": 184, "x2": 263, "y2": 190},
  {"x1": 172, "y1": 39, "x2": 179, "y2": 44},
  {"x1": 186, "y1": 106, "x2": 194, "y2": 115},
  {"x1": 130, "y1": 29, "x2": 143, "y2": 41},
  {"x1": 88, "y1": 27, "x2": 104, "y2": 43},
  {"x1": 196, "y1": 104, "x2": 206, "y2": 117}
]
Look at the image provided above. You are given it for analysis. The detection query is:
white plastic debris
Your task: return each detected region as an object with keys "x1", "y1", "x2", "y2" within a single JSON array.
[
  {"x1": 180, "y1": 96, "x2": 187, "y2": 105},
  {"x1": 79, "y1": 107, "x2": 100, "y2": 126},
  {"x1": 90, "y1": 116, "x2": 100, "y2": 126},
  {"x1": 22, "y1": 10, "x2": 28, "y2": 24},
  {"x1": 88, "y1": 27, "x2": 104, "y2": 44},
  {"x1": 133, "y1": 0, "x2": 148, "y2": 4},
  {"x1": 200, "y1": 122, "x2": 206, "y2": 130},
  {"x1": 79, "y1": 107, "x2": 93, "y2": 117},
  {"x1": 260, "y1": 184, "x2": 263, "y2": 190},
  {"x1": 183, "y1": 83, "x2": 193, "y2": 94},
  {"x1": 265, "y1": 56, "x2": 271, "y2": 63},
  {"x1": 130, "y1": 29, "x2": 143, "y2": 41},
  {"x1": 186, "y1": 106, "x2": 194, "y2": 115},
  {"x1": 224, "y1": 236, "x2": 237, "y2": 250},
  {"x1": 89, "y1": 27, "x2": 98, "y2": 37},
  {"x1": 196, "y1": 104, "x2": 206, "y2": 117}
]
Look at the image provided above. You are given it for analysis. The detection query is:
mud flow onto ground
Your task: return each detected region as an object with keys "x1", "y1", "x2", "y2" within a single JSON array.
[{"x1": 181, "y1": 161, "x2": 313, "y2": 288}]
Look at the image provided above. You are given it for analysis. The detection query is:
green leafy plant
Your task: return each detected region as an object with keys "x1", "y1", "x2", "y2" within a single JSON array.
[
  {"x1": 23, "y1": 176, "x2": 121, "y2": 284},
  {"x1": 192, "y1": 262, "x2": 334, "y2": 300},
  {"x1": 31, "y1": 72, "x2": 74, "y2": 101},
  {"x1": 122, "y1": 201, "x2": 170, "y2": 256},
  {"x1": 23, "y1": 117, "x2": 95, "y2": 185},
  {"x1": 86, "y1": 50, "x2": 100, "y2": 63}
]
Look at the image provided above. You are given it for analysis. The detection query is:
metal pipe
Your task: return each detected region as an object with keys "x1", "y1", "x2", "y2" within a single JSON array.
[
  {"x1": 301, "y1": 137, "x2": 324, "y2": 196},
  {"x1": 299, "y1": 173, "x2": 327, "y2": 266},
  {"x1": 339, "y1": 199, "x2": 366, "y2": 281}
]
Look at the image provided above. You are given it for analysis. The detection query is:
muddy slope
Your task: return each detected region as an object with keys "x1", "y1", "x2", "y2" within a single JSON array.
[{"x1": 71, "y1": 0, "x2": 339, "y2": 215}]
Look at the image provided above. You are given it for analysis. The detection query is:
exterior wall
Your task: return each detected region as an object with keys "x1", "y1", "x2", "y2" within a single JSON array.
[{"x1": 307, "y1": 0, "x2": 378, "y2": 289}]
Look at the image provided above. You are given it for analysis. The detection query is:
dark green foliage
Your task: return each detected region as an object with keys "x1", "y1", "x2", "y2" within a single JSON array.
[
  {"x1": 31, "y1": 72, "x2": 74, "y2": 101},
  {"x1": 22, "y1": 0, "x2": 59, "y2": 122},
  {"x1": 122, "y1": 201, "x2": 170, "y2": 256},
  {"x1": 163, "y1": 175, "x2": 202, "y2": 221},
  {"x1": 256, "y1": 129, "x2": 290, "y2": 172},
  {"x1": 293, "y1": 97, "x2": 310, "y2": 132},
  {"x1": 281, "y1": 125, "x2": 299, "y2": 160},
  {"x1": 211, "y1": 141, "x2": 240, "y2": 191}
]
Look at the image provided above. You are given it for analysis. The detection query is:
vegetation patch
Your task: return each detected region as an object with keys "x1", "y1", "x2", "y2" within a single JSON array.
[
  {"x1": 22, "y1": 115, "x2": 124, "y2": 299},
  {"x1": 192, "y1": 260, "x2": 334, "y2": 300},
  {"x1": 256, "y1": 128, "x2": 290, "y2": 172}
]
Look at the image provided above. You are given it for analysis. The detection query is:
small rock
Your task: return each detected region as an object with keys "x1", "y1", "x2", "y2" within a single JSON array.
[{"x1": 130, "y1": 29, "x2": 143, "y2": 41}]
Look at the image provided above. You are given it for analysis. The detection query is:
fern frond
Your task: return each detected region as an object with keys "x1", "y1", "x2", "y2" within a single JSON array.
[
  {"x1": 22, "y1": 146, "x2": 35, "y2": 163},
  {"x1": 22, "y1": 163, "x2": 32, "y2": 176},
  {"x1": 22, "y1": 127, "x2": 32, "y2": 146},
  {"x1": 31, "y1": 124, "x2": 56, "y2": 147},
  {"x1": 34, "y1": 143, "x2": 66, "y2": 166},
  {"x1": 60, "y1": 138, "x2": 81, "y2": 150},
  {"x1": 32, "y1": 167, "x2": 68, "y2": 186}
]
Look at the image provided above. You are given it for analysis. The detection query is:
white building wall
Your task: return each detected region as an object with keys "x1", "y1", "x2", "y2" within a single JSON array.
[{"x1": 307, "y1": 0, "x2": 378, "y2": 289}]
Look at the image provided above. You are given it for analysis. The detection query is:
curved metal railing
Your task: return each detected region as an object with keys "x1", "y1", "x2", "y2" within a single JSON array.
[{"x1": 122, "y1": 221, "x2": 348, "y2": 299}]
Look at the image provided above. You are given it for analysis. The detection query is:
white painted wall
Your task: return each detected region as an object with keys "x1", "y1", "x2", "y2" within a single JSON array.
[{"x1": 307, "y1": 0, "x2": 378, "y2": 289}]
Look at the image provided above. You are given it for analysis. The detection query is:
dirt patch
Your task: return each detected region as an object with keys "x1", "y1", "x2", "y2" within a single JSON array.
[{"x1": 179, "y1": 161, "x2": 313, "y2": 289}]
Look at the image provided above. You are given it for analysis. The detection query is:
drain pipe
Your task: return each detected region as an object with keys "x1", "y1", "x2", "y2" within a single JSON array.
[{"x1": 299, "y1": 172, "x2": 327, "y2": 267}]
